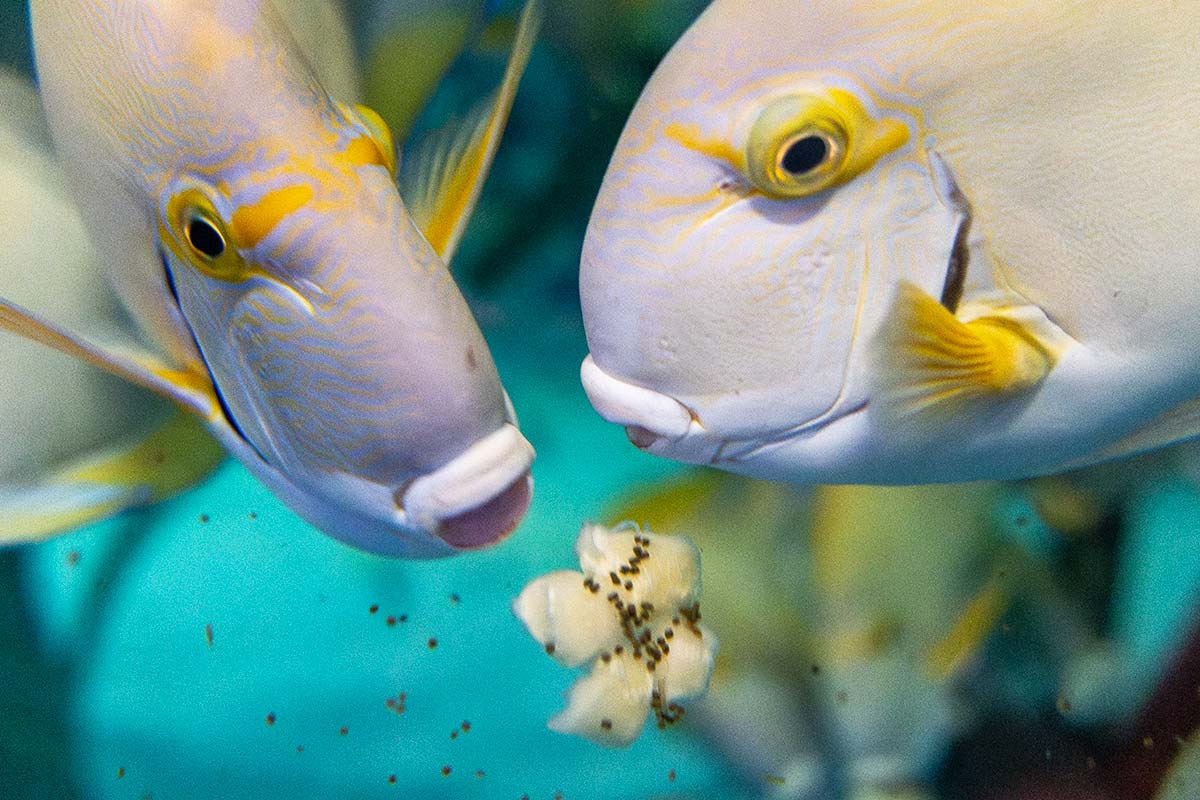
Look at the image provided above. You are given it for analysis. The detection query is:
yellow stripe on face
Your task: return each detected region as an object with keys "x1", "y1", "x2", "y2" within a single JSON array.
[
  {"x1": 231, "y1": 184, "x2": 314, "y2": 248},
  {"x1": 664, "y1": 122, "x2": 747, "y2": 174}
]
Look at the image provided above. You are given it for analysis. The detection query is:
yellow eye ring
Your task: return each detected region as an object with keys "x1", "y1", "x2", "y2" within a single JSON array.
[
  {"x1": 163, "y1": 188, "x2": 250, "y2": 282},
  {"x1": 745, "y1": 89, "x2": 909, "y2": 199}
]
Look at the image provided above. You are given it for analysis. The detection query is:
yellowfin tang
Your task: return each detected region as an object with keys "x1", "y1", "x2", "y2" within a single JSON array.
[
  {"x1": 6, "y1": 0, "x2": 540, "y2": 557},
  {"x1": 580, "y1": 0, "x2": 1200, "y2": 483}
]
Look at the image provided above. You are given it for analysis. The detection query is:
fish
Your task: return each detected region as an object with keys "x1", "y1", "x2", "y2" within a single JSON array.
[
  {"x1": 5, "y1": 0, "x2": 540, "y2": 557},
  {"x1": 0, "y1": 66, "x2": 224, "y2": 542},
  {"x1": 578, "y1": 0, "x2": 1200, "y2": 484}
]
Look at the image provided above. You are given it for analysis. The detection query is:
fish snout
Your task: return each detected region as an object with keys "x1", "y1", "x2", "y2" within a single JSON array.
[
  {"x1": 398, "y1": 423, "x2": 534, "y2": 550},
  {"x1": 581, "y1": 356, "x2": 728, "y2": 463}
]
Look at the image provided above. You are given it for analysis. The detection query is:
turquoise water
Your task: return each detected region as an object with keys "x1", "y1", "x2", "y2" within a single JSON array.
[
  {"x1": 5, "y1": 2, "x2": 1200, "y2": 799},
  {"x1": 5, "y1": 315, "x2": 735, "y2": 799}
]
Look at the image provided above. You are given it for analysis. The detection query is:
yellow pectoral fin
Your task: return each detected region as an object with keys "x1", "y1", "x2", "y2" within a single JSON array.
[
  {"x1": 399, "y1": 0, "x2": 541, "y2": 264},
  {"x1": 0, "y1": 410, "x2": 224, "y2": 543},
  {"x1": 877, "y1": 282, "x2": 1056, "y2": 419}
]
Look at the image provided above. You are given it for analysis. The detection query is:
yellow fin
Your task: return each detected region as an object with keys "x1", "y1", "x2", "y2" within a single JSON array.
[
  {"x1": 0, "y1": 484, "x2": 133, "y2": 544},
  {"x1": 399, "y1": 0, "x2": 540, "y2": 264},
  {"x1": 0, "y1": 409, "x2": 223, "y2": 543},
  {"x1": 0, "y1": 299, "x2": 216, "y2": 418},
  {"x1": 60, "y1": 408, "x2": 224, "y2": 500},
  {"x1": 923, "y1": 575, "x2": 1009, "y2": 681},
  {"x1": 877, "y1": 282, "x2": 1055, "y2": 418}
]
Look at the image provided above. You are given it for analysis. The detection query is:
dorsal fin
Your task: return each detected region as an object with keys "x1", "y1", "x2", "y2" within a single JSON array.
[{"x1": 399, "y1": 0, "x2": 540, "y2": 265}]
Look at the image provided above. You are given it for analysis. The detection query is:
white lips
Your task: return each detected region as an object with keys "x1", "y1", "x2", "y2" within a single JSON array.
[
  {"x1": 580, "y1": 355, "x2": 694, "y2": 439},
  {"x1": 400, "y1": 423, "x2": 535, "y2": 531}
]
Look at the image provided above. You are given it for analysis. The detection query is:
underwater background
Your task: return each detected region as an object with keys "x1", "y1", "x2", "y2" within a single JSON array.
[{"x1": 2, "y1": 1, "x2": 1200, "y2": 799}]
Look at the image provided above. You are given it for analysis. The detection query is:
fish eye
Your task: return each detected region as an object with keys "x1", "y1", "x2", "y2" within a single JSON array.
[
  {"x1": 778, "y1": 133, "x2": 836, "y2": 177},
  {"x1": 164, "y1": 187, "x2": 250, "y2": 282},
  {"x1": 745, "y1": 89, "x2": 908, "y2": 199},
  {"x1": 186, "y1": 215, "x2": 226, "y2": 259}
]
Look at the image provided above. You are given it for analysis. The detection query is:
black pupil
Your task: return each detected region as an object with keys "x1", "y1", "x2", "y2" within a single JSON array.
[
  {"x1": 186, "y1": 217, "x2": 225, "y2": 258},
  {"x1": 781, "y1": 135, "x2": 829, "y2": 176}
]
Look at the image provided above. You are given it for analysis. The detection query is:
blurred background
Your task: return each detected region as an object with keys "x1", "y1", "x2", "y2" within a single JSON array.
[{"x1": 2, "y1": 1, "x2": 1200, "y2": 798}]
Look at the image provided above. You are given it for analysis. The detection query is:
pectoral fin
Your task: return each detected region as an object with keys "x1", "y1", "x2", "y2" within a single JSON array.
[
  {"x1": 0, "y1": 409, "x2": 224, "y2": 543},
  {"x1": 399, "y1": 0, "x2": 540, "y2": 264},
  {"x1": 876, "y1": 282, "x2": 1056, "y2": 419},
  {"x1": 0, "y1": 299, "x2": 217, "y2": 419}
]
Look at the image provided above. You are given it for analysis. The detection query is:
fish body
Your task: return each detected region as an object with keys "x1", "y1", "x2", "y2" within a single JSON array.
[
  {"x1": 14, "y1": 0, "x2": 537, "y2": 556},
  {"x1": 580, "y1": 0, "x2": 1200, "y2": 483}
]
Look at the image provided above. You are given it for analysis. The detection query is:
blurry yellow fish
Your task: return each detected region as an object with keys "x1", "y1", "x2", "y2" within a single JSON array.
[
  {"x1": 2, "y1": 0, "x2": 540, "y2": 557},
  {"x1": 606, "y1": 472, "x2": 1015, "y2": 797},
  {"x1": 580, "y1": 0, "x2": 1200, "y2": 483}
]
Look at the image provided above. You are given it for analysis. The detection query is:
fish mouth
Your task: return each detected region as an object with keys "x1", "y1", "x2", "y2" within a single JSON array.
[
  {"x1": 580, "y1": 355, "x2": 863, "y2": 466},
  {"x1": 398, "y1": 423, "x2": 535, "y2": 550}
]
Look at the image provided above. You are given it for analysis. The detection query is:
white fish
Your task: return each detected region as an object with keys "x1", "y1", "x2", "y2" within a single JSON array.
[
  {"x1": 579, "y1": 0, "x2": 1200, "y2": 484},
  {"x1": 4, "y1": 0, "x2": 539, "y2": 556}
]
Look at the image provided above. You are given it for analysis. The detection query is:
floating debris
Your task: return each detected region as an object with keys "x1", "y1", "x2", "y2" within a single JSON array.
[
  {"x1": 204, "y1": 623, "x2": 213, "y2": 648},
  {"x1": 513, "y1": 523, "x2": 717, "y2": 747},
  {"x1": 441, "y1": 765, "x2": 452, "y2": 777},
  {"x1": 265, "y1": 712, "x2": 276, "y2": 727},
  {"x1": 339, "y1": 726, "x2": 348, "y2": 736},
  {"x1": 369, "y1": 605, "x2": 379, "y2": 615},
  {"x1": 385, "y1": 692, "x2": 407, "y2": 715},
  {"x1": 428, "y1": 638, "x2": 438, "y2": 649}
]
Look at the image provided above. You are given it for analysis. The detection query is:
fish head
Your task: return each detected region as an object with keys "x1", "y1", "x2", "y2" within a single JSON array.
[
  {"x1": 155, "y1": 101, "x2": 532, "y2": 557},
  {"x1": 580, "y1": 8, "x2": 970, "y2": 482}
]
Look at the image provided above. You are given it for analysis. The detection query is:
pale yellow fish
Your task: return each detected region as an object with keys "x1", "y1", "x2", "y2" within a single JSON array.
[
  {"x1": 580, "y1": 0, "x2": 1200, "y2": 484},
  {"x1": 605, "y1": 473, "x2": 1014, "y2": 796}
]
